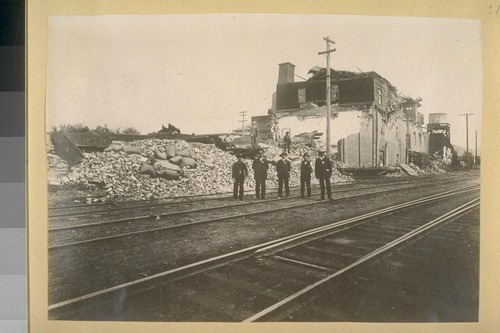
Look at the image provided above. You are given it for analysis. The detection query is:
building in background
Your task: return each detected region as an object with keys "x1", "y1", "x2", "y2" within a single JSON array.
[
  {"x1": 250, "y1": 115, "x2": 272, "y2": 141},
  {"x1": 427, "y1": 113, "x2": 453, "y2": 157},
  {"x1": 271, "y1": 62, "x2": 429, "y2": 168}
]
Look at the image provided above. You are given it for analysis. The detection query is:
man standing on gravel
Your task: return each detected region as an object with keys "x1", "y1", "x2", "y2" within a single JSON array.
[
  {"x1": 250, "y1": 121, "x2": 259, "y2": 148},
  {"x1": 283, "y1": 131, "x2": 291, "y2": 154},
  {"x1": 232, "y1": 155, "x2": 248, "y2": 200},
  {"x1": 300, "y1": 152, "x2": 313, "y2": 198},
  {"x1": 276, "y1": 152, "x2": 291, "y2": 198},
  {"x1": 315, "y1": 150, "x2": 332, "y2": 200},
  {"x1": 252, "y1": 153, "x2": 268, "y2": 199}
]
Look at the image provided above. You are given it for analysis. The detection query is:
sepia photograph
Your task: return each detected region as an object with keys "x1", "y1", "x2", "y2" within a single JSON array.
[
  {"x1": 43, "y1": 13, "x2": 483, "y2": 323},
  {"x1": 27, "y1": 1, "x2": 500, "y2": 331}
]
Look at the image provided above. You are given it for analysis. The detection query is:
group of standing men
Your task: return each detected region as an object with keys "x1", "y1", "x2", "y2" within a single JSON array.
[{"x1": 232, "y1": 150, "x2": 333, "y2": 201}]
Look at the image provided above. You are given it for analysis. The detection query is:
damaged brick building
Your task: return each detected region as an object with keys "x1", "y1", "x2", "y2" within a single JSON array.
[{"x1": 271, "y1": 62, "x2": 429, "y2": 168}]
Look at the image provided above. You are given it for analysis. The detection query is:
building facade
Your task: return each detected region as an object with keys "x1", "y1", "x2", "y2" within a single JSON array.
[{"x1": 273, "y1": 63, "x2": 428, "y2": 167}]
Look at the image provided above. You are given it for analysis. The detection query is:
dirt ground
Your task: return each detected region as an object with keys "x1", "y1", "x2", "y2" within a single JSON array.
[
  {"x1": 48, "y1": 171, "x2": 480, "y2": 304},
  {"x1": 48, "y1": 183, "x2": 107, "y2": 207}
]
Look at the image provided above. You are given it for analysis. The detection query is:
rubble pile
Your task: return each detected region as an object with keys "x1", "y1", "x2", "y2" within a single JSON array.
[
  {"x1": 47, "y1": 136, "x2": 66, "y2": 169},
  {"x1": 290, "y1": 131, "x2": 318, "y2": 147},
  {"x1": 407, "y1": 160, "x2": 448, "y2": 176},
  {"x1": 408, "y1": 163, "x2": 425, "y2": 175},
  {"x1": 385, "y1": 159, "x2": 448, "y2": 178},
  {"x1": 264, "y1": 143, "x2": 352, "y2": 186},
  {"x1": 47, "y1": 153, "x2": 69, "y2": 170},
  {"x1": 47, "y1": 139, "x2": 69, "y2": 185},
  {"x1": 423, "y1": 159, "x2": 447, "y2": 174},
  {"x1": 53, "y1": 138, "x2": 351, "y2": 202},
  {"x1": 384, "y1": 168, "x2": 407, "y2": 178}
]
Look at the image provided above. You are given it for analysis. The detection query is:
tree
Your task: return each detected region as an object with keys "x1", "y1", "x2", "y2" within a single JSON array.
[
  {"x1": 52, "y1": 123, "x2": 90, "y2": 133},
  {"x1": 122, "y1": 127, "x2": 140, "y2": 135},
  {"x1": 94, "y1": 125, "x2": 112, "y2": 134}
]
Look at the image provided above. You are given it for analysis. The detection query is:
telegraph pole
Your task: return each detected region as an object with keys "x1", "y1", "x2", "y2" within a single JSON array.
[
  {"x1": 460, "y1": 113, "x2": 473, "y2": 168},
  {"x1": 239, "y1": 111, "x2": 247, "y2": 136},
  {"x1": 318, "y1": 37, "x2": 336, "y2": 158}
]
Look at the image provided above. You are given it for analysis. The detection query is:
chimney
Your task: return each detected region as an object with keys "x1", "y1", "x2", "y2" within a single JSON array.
[{"x1": 278, "y1": 62, "x2": 295, "y2": 84}]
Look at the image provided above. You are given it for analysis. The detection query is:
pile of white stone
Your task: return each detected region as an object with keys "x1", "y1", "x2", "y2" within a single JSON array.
[{"x1": 55, "y1": 138, "x2": 351, "y2": 201}]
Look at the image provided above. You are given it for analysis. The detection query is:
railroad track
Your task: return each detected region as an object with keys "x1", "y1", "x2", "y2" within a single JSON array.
[
  {"x1": 48, "y1": 185, "x2": 479, "y2": 320},
  {"x1": 49, "y1": 174, "x2": 427, "y2": 212},
  {"x1": 244, "y1": 197, "x2": 479, "y2": 322},
  {"x1": 280, "y1": 206, "x2": 480, "y2": 322},
  {"x1": 48, "y1": 173, "x2": 476, "y2": 218},
  {"x1": 48, "y1": 182, "x2": 340, "y2": 217},
  {"x1": 48, "y1": 179, "x2": 479, "y2": 248}
]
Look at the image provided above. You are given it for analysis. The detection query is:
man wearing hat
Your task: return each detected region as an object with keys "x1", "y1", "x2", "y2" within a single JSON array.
[
  {"x1": 283, "y1": 131, "x2": 292, "y2": 154},
  {"x1": 232, "y1": 155, "x2": 248, "y2": 200},
  {"x1": 300, "y1": 152, "x2": 313, "y2": 198},
  {"x1": 250, "y1": 121, "x2": 259, "y2": 148},
  {"x1": 252, "y1": 153, "x2": 268, "y2": 199},
  {"x1": 315, "y1": 150, "x2": 333, "y2": 200},
  {"x1": 276, "y1": 152, "x2": 291, "y2": 198}
]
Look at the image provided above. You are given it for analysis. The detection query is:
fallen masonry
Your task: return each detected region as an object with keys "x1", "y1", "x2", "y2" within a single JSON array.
[{"x1": 49, "y1": 138, "x2": 352, "y2": 202}]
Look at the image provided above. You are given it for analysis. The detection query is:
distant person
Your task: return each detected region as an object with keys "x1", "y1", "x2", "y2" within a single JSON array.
[
  {"x1": 271, "y1": 119, "x2": 280, "y2": 145},
  {"x1": 250, "y1": 121, "x2": 259, "y2": 148},
  {"x1": 266, "y1": 131, "x2": 274, "y2": 145},
  {"x1": 252, "y1": 153, "x2": 268, "y2": 199},
  {"x1": 300, "y1": 152, "x2": 313, "y2": 198},
  {"x1": 276, "y1": 152, "x2": 291, "y2": 198},
  {"x1": 223, "y1": 134, "x2": 234, "y2": 148},
  {"x1": 315, "y1": 150, "x2": 332, "y2": 200},
  {"x1": 232, "y1": 155, "x2": 248, "y2": 200},
  {"x1": 283, "y1": 131, "x2": 291, "y2": 153}
]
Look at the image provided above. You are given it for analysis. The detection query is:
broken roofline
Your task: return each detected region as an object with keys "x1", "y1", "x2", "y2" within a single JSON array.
[
  {"x1": 275, "y1": 101, "x2": 373, "y2": 114},
  {"x1": 302, "y1": 66, "x2": 421, "y2": 104},
  {"x1": 307, "y1": 66, "x2": 391, "y2": 84},
  {"x1": 275, "y1": 63, "x2": 423, "y2": 114}
]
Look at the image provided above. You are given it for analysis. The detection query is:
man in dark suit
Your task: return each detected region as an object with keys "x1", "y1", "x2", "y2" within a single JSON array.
[
  {"x1": 252, "y1": 153, "x2": 268, "y2": 199},
  {"x1": 250, "y1": 121, "x2": 259, "y2": 148},
  {"x1": 315, "y1": 150, "x2": 333, "y2": 200},
  {"x1": 283, "y1": 131, "x2": 292, "y2": 153},
  {"x1": 300, "y1": 152, "x2": 313, "y2": 198},
  {"x1": 232, "y1": 155, "x2": 248, "y2": 200},
  {"x1": 276, "y1": 152, "x2": 291, "y2": 198}
]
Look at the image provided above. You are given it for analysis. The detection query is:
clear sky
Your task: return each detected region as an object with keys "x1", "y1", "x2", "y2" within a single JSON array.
[{"x1": 46, "y1": 14, "x2": 482, "y2": 150}]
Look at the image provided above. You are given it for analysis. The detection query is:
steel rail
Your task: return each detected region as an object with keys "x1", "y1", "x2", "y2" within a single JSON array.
[
  {"x1": 49, "y1": 180, "x2": 400, "y2": 218},
  {"x1": 242, "y1": 198, "x2": 480, "y2": 322},
  {"x1": 48, "y1": 182, "x2": 350, "y2": 217},
  {"x1": 48, "y1": 183, "x2": 479, "y2": 249},
  {"x1": 48, "y1": 172, "x2": 474, "y2": 212},
  {"x1": 253, "y1": 188, "x2": 479, "y2": 255},
  {"x1": 48, "y1": 174, "x2": 476, "y2": 217},
  {"x1": 48, "y1": 181, "x2": 353, "y2": 211},
  {"x1": 48, "y1": 186, "x2": 479, "y2": 313},
  {"x1": 48, "y1": 178, "x2": 441, "y2": 231}
]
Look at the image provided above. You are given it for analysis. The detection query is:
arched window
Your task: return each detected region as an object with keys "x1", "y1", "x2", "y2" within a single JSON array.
[
  {"x1": 413, "y1": 132, "x2": 416, "y2": 145},
  {"x1": 418, "y1": 133, "x2": 422, "y2": 146}
]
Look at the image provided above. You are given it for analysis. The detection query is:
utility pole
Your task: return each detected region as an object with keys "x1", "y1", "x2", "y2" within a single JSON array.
[
  {"x1": 318, "y1": 36, "x2": 336, "y2": 158},
  {"x1": 460, "y1": 113, "x2": 473, "y2": 169},
  {"x1": 239, "y1": 111, "x2": 247, "y2": 136}
]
